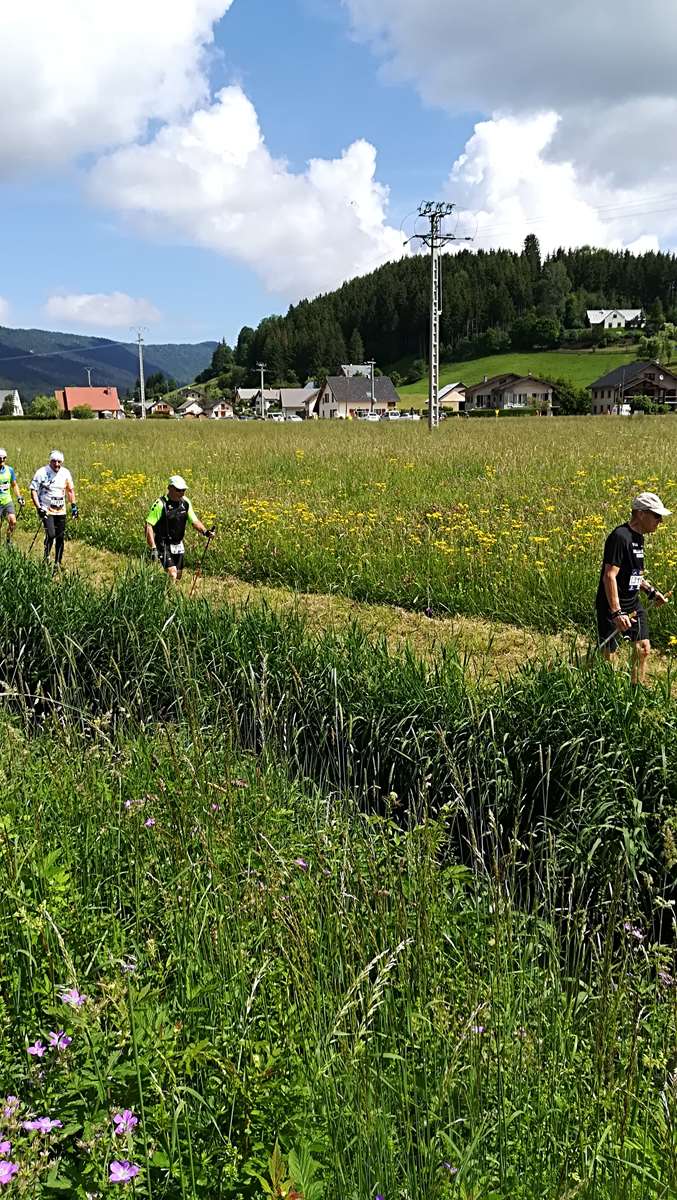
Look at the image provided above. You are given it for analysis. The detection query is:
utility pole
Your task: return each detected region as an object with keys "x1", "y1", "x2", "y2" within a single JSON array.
[
  {"x1": 367, "y1": 358, "x2": 376, "y2": 414},
  {"x1": 85, "y1": 368, "x2": 93, "y2": 388},
  {"x1": 136, "y1": 329, "x2": 147, "y2": 420},
  {"x1": 415, "y1": 202, "x2": 471, "y2": 430},
  {"x1": 257, "y1": 362, "x2": 267, "y2": 419}
]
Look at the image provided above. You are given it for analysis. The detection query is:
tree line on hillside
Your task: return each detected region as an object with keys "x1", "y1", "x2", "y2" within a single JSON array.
[{"x1": 198, "y1": 238, "x2": 677, "y2": 392}]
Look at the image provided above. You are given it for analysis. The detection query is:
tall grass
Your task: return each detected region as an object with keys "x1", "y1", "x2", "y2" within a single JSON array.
[
  {"x1": 0, "y1": 720, "x2": 674, "y2": 1199},
  {"x1": 7, "y1": 417, "x2": 677, "y2": 638}
]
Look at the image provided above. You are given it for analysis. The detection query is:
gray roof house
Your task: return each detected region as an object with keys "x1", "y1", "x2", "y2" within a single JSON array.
[
  {"x1": 280, "y1": 387, "x2": 319, "y2": 418},
  {"x1": 0, "y1": 389, "x2": 23, "y2": 417},
  {"x1": 590, "y1": 360, "x2": 677, "y2": 412},
  {"x1": 317, "y1": 375, "x2": 400, "y2": 419}
]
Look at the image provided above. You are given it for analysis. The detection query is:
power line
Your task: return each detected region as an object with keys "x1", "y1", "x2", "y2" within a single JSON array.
[{"x1": 0, "y1": 335, "x2": 148, "y2": 366}]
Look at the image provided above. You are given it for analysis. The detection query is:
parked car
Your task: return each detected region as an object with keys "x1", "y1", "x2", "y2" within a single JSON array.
[
  {"x1": 379, "y1": 410, "x2": 400, "y2": 421},
  {"x1": 399, "y1": 412, "x2": 421, "y2": 422},
  {"x1": 355, "y1": 410, "x2": 380, "y2": 422},
  {"x1": 285, "y1": 414, "x2": 303, "y2": 422}
]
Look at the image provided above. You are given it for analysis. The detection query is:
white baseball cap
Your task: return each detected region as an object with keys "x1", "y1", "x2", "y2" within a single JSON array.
[
  {"x1": 168, "y1": 474, "x2": 187, "y2": 491},
  {"x1": 0, "y1": 449, "x2": 7, "y2": 459},
  {"x1": 49, "y1": 449, "x2": 64, "y2": 462},
  {"x1": 632, "y1": 491, "x2": 672, "y2": 517}
]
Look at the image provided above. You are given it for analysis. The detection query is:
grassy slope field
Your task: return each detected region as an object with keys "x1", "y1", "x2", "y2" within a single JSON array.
[
  {"x1": 398, "y1": 348, "x2": 637, "y2": 398},
  {"x1": 7, "y1": 417, "x2": 677, "y2": 640}
]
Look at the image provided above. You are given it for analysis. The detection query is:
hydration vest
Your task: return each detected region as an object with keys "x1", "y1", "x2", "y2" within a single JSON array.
[{"x1": 154, "y1": 496, "x2": 190, "y2": 545}]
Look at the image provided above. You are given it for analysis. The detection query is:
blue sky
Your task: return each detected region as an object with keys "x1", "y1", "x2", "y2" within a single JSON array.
[
  {"x1": 2, "y1": 0, "x2": 676, "y2": 347},
  {"x1": 0, "y1": 0, "x2": 474, "y2": 345}
]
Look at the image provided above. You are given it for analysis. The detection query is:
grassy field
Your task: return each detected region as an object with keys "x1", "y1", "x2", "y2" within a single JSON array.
[
  {"x1": 6, "y1": 416, "x2": 677, "y2": 643},
  {"x1": 398, "y1": 349, "x2": 638, "y2": 398},
  {"x1": 0, "y1": 554, "x2": 675, "y2": 1198}
]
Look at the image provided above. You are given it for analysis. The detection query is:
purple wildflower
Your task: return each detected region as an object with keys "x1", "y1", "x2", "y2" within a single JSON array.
[
  {"x1": 425, "y1": 606, "x2": 434, "y2": 618},
  {"x1": 211, "y1": 803, "x2": 220, "y2": 812},
  {"x1": 23, "y1": 1117, "x2": 62, "y2": 1134},
  {"x1": 124, "y1": 799, "x2": 133, "y2": 810},
  {"x1": 60, "y1": 987, "x2": 87, "y2": 1008},
  {"x1": 109, "y1": 1161, "x2": 140, "y2": 1184},
  {"x1": 27, "y1": 1040, "x2": 46, "y2": 1058},
  {"x1": 0, "y1": 1144, "x2": 10, "y2": 1158},
  {"x1": 622, "y1": 922, "x2": 645, "y2": 942},
  {"x1": 376, "y1": 1194, "x2": 385, "y2": 1200},
  {"x1": 443, "y1": 1163, "x2": 459, "y2": 1175},
  {"x1": 48, "y1": 1031, "x2": 72, "y2": 1051},
  {"x1": 471, "y1": 1025, "x2": 486, "y2": 1035},
  {"x1": 659, "y1": 970, "x2": 676, "y2": 987},
  {"x1": 113, "y1": 1110, "x2": 138, "y2": 1136},
  {"x1": 2, "y1": 1099, "x2": 19, "y2": 1120},
  {"x1": 119, "y1": 958, "x2": 137, "y2": 975},
  {"x1": 0, "y1": 1161, "x2": 19, "y2": 1186},
  {"x1": 144, "y1": 817, "x2": 156, "y2": 828},
  {"x1": 294, "y1": 858, "x2": 309, "y2": 871}
]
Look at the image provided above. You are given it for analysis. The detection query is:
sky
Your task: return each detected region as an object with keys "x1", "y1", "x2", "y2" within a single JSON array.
[{"x1": 2, "y1": 0, "x2": 677, "y2": 346}]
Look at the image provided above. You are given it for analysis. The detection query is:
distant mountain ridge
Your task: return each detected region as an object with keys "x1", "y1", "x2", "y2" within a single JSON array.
[{"x1": 0, "y1": 325, "x2": 218, "y2": 399}]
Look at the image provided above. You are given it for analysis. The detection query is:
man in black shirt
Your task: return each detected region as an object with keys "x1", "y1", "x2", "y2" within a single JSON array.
[{"x1": 596, "y1": 491, "x2": 671, "y2": 683}]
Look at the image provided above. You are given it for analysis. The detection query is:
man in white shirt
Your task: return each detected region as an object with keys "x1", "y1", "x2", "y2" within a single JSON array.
[{"x1": 30, "y1": 449, "x2": 78, "y2": 568}]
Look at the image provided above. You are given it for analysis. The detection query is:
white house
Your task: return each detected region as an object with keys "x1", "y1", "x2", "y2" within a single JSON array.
[
  {"x1": 340, "y1": 363, "x2": 372, "y2": 378},
  {"x1": 438, "y1": 381, "x2": 466, "y2": 413},
  {"x1": 236, "y1": 387, "x2": 281, "y2": 412},
  {"x1": 0, "y1": 389, "x2": 23, "y2": 416},
  {"x1": 205, "y1": 399, "x2": 234, "y2": 419},
  {"x1": 176, "y1": 397, "x2": 205, "y2": 419},
  {"x1": 317, "y1": 375, "x2": 400, "y2": 419},
  {"x1": 587, "y1": 309, "x2": 643, "y2": 329},
  {"x1": 465, "y1": 373, "x2": 553, "y2": 411}
]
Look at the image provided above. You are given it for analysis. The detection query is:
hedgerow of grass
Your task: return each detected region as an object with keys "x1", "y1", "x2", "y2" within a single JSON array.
[{"x1": 0, "y1": 553, "x2": 675, "y2": 922}]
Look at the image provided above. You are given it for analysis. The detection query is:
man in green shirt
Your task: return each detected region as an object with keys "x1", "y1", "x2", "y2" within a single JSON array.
[
  {"x1": 145, "y1": 474, "x2": 213, "y2": 584},
  {"x1": 0, "y1": 448, "x2": 25, "y2": 545}
]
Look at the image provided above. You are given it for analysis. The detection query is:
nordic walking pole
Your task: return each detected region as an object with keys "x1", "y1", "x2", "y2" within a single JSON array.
[
  {"x1": 597, "y1": 586, "x2": 673, "y2": 652},
  {"x1": 28, "y1": 519, "x2": 43, "y2": 555},
  {"x1": 189, "y1": 529, "x2": 214, "y2": 599}
]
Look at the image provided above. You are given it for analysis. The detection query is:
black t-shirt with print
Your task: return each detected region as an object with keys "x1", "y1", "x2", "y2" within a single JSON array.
[{"x1": 595, "y1": 523, "x2": 645, "y2": 613}]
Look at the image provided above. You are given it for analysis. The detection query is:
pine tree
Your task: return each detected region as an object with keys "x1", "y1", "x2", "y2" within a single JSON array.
[{"x1": 348, "y1": 328, "x2": 365, "y2": 363}]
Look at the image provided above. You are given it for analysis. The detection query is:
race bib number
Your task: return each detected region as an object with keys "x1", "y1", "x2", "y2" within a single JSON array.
[
  {"x1": 170, "y1": 541, "x2": 184, "y2": 555},
  {"x1": 50, "y1": 496, "x2": 65, "y2": 510},
  {"x1": 629, "y1": 572, "x2": 642, "y2": 589}
]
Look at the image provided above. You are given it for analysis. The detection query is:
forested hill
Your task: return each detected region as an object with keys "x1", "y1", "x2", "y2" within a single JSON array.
[
  {"x1": 232, "y1": 240, "x2": 677, "y2": 383},
  {"x1": 0, "y1": 326, "x2": 217, "y2": 399}
]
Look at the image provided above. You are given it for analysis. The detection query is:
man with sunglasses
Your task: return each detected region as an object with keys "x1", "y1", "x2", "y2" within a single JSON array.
[
  {"x1": 30, "y1": 449, "x2": 78, "y2": 569},
  {"x1": 596, "y1": 491, "x2": 671, "y2": 684},
  {"x1": 0, "y1": 448, "x2": 25, "y2": 545}
]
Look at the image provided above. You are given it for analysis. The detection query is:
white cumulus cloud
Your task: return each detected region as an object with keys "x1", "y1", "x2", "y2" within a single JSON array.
[
  {"x1": 447, "y1": 113, "x2": 672, "y2": 254},
  {"x1": 88, "y1": 87, "x2": 406, "y2": 298},
  {"x1": 0, "y1": 297, "x2": 10, "y2": 324},
  {"x1": 1, "y1": 0, "x2": 233, "y2": 171},
  {"x1": 45, "y1": 292, "x2": 161, "y2": 328},
  {"x1": 345, "y1": 0, "x2": 677, "y2": 251}
]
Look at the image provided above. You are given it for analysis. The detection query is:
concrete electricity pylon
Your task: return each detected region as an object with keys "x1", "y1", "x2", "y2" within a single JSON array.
[
  {"x1": 256, "y1": 362, "x2": 267, "y2": 420},
  {"x1": 416, "y1": 202, "x2": 471, "y2": 430},
  {"x1": 135, "y1": 328, "x2": 148, "y2": 420}
]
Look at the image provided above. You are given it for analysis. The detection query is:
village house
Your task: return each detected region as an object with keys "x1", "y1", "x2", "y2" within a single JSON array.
[
  {"x1": 586, "y1": 309, "x2": 643, "y2": 330},
  {"x1": 465, "y1": 373, "x2": 553, "y2": 412},
  {"x1": 340, "y1": 363, "x2": 373, "y2": 378},
  {"x1": 146, "y1": 400, "x2": 173, "y2": 417},
  {"x1": 317, "y1": 375, "x2": 400, "y2": 419},
  {"x1": 235, "y1": 387, "x2": 281, "y2": 414},
  {"x1": 589, "y1": 361, "x2": 677, "y2": 413},
  {"x1": 0, "y1": 389, "x2": 23, "y2": 416},
  {"x1": 438, "y1": 381, "x2": 466, "y2": 413},
  {"x1": 280, "y1": 387, "x2": 319, "y2": 419},
  {"x1": 176, "y1": 397, "x2": 204, "y2": 419},
  {"x1": 205, "y1": 398, "x2": 234, "y2": 419},
  {"x1": 55, "y1": 386, "x2": 123, "y2": 419}
]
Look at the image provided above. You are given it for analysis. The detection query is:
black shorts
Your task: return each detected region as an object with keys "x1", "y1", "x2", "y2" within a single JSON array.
[
  {"x1": 0, "y1": 503, "x2": 15, "y2": 520},
  {"x1": 157, "y1": 543, "x2": 184, "y2": 572},
  {"x1": 596, "y1": 602, "x2": 648, "y2": 651}
]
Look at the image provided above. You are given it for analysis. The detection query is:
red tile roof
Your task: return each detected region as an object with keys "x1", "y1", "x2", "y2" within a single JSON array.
[{"x1": 55, "y1": 386, "x2": 122, "y2": 413}]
